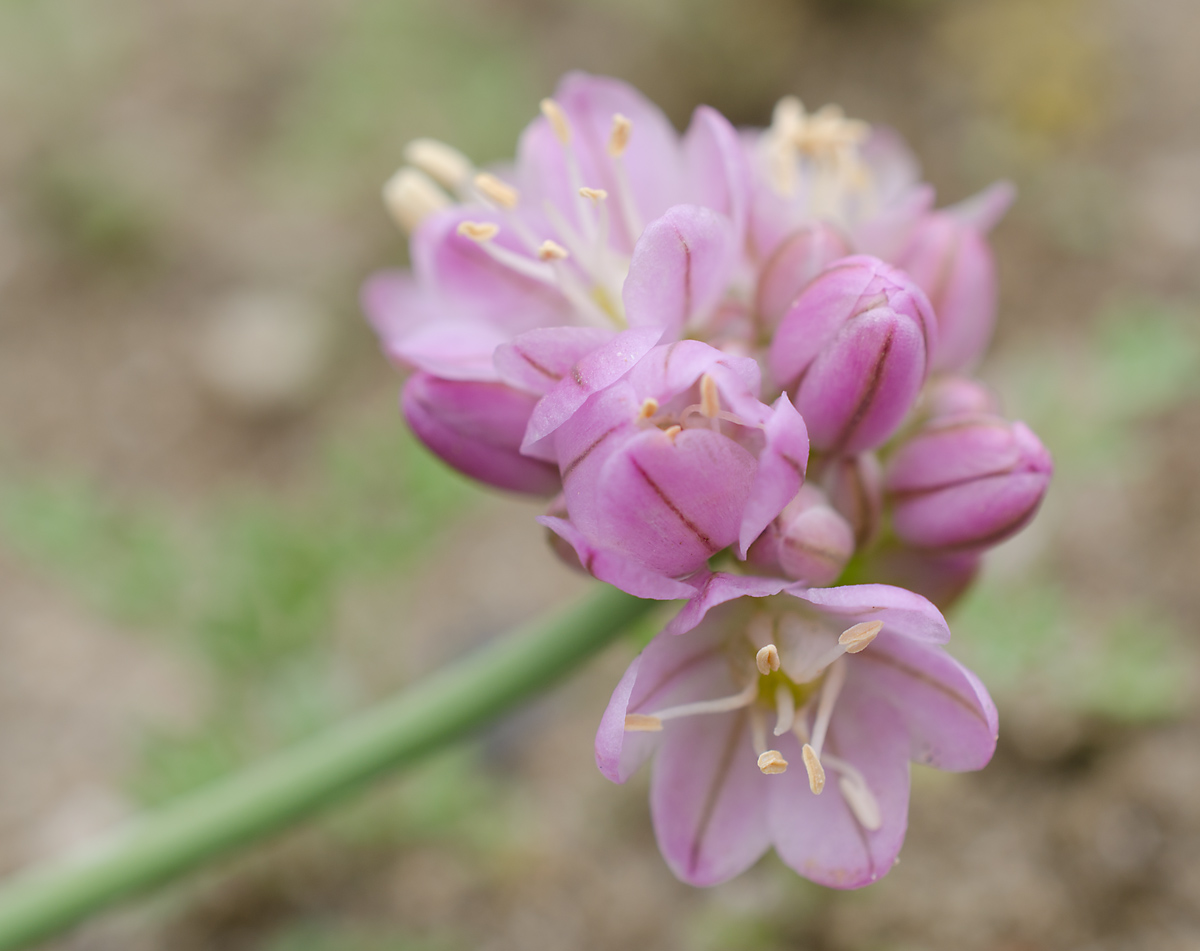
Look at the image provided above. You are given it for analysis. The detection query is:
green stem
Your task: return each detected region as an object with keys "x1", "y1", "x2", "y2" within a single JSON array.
[{"x1": 0, "y1": 586, "x2": 654, "y2": 950}]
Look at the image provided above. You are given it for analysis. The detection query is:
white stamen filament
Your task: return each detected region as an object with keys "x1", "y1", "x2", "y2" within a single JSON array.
[
  {"x1": 638, "y1": 679, "x2": 758, "y2": 725},
  {"x1": 809, "y1": 658, "x2": 846, "y2": 759},
  {"x1": 383, "y1": 167, "x2": 450, "y2": 234},
  {"x1": 456, "y1": 223, "x2": 561, "y2": 286},
  {"x1": 773, "y1": 683, "x2": 795, "y2": 736},
  {"x1": 474, "y1": 172, "x2": 519, "y2": 209},
  {"x1": 403, "y1": 138, "x2": 473, "y2": 191},
  {"x1": 824, "y1": 754, "x2": 882, "y2": 830},
  {"x1": 756, "y1": 644, "x2": 780, "y2": 675},
  {"x1": 609, "y1": 154, "x2": 642, "y2": 247}
]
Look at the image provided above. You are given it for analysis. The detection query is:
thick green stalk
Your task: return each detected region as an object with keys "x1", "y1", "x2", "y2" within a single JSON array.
[{"x1": 0, "y1": 585, "x2": 654, "y2": 950}]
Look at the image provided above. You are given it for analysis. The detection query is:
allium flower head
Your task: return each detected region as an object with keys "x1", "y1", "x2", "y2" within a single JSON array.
[{"x1": 597, "y1": 577, "x2": 997, "y2": 888}]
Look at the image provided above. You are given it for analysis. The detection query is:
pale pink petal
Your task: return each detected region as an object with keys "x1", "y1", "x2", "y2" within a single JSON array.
[
  {"x1": 855, "y1": 636, "x2": 998, "y2": 771},
  {"x1": 682, "y1": 106, "x2": 752, "y2": 243},
  {"x1": 737, "y1": 393, "x2": 810, "y2": 557},
  {"x1": 787, "y1": 584, "x2": 951, "y2": 645},
  {"x1": 521, "y1": 326, "x2": 663, "y2": 454},
  {"x1": 946, "y1": 180, "x2": 1015, "y2": 233},
  {"x1": 494, "y1": 326, "x2": 614, "y2": 395},
  {"x1": 626, "y1": 339, "x2": 762, "y2": 405},
  {"x1": 769, "y1": 689, "x2": 910, "y2": 889},
  {"x1": 537, "y1": 516, "x2": 696, "y2": 600},
  {"x1": 664, "y1": 571, "x2": 793, "y2": 636},
  {"x1": 389, "y1": 319, "x2": 507, "y2": 381},
  {"x1": 651, "y1": 709, "x2": 772, "y2": 886},
  {"x1": 597, "y1": 620, "x2": 733, "y2": 783},
  {"x1": 623, "y1": 205, "x2": 739, "y2": 340}
]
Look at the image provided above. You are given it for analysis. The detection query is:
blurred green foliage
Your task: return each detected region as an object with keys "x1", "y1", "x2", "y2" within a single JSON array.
[
  {"x1": 264, "y1": 922, "x2": 461, "y2": 951},
  {"x1": 0, "y1": 422, "x2": 480, "y2": 803}
]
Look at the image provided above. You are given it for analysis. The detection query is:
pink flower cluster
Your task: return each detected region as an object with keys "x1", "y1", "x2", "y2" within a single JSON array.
[{"x1": 364, "y1": 74, "x2": 1051, "y2": 889}]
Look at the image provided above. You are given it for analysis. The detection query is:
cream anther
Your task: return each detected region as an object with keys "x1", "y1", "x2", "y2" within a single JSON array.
[
  {"x1": 624, "y1": 713, "x2": 663, "y2": 732},
  {"x1": 663, "y1": 425, "x2": 682, "y2": 441},
  {"x1": 383, "y1": 168, "x2": 450, "y2": 234},
  {"x1": 540, "y1": 98, "x2": 571, "y2": 145},
  {"x1": 802, "y1": 743, "x2": 826, "y2": 794},
  {"x1": 456, "y1": 221, "x2": 500, "y2": 243},
  {"x1": 758, "y1": 750, "x2": 789, "y2": 775},
  {"x1": 403, "y1": 138, "x2": 473, "y2": 189},
  {"x1": 579, "y1": 186, "x2": 609, "y2": 202},
  {"x1": 756, "y1": 644, "x2": 780, "y2": 675},
  {"x1": 838, "y1": 775, "x2": 882, "y2": 830},
  {"x1": 700, "y1": 374, "x2": 721, "y2": 418},
  {"x1": 474, "y1": 172, "x2": 519, "y2": 209},
  {"x1": 839, "y1": 620, "x2": 883, "y2": 654},
  {"x1": 608, "y1": 113, "x2": 632, "y2": 157},
  {"x1": 637, "y1": 397, "x2": 659, "y2": 420},
  {"x1": 537, "y1": 239, "x2": 569, "y2": 261}
]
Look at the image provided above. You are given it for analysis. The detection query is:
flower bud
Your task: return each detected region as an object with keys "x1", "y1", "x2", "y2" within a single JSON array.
[
  {"x1": 754, "y1": 222, "x2": 849, "y2": 332},
  {"x1": 769, "y1": 256, "x2": 935, "y2": 454},
  {"x1": 885, "y1": 415, "x2": 1052, "y2": 551},
  {"x1": 402, "y1": 373, "x2": 560, "y2": 496},
  {"x1": 856, "y1": 545, "x2": 981, "y2": 610},
  {"x1": 917, "y1": 375, "x2": 1000, "y2": 423},
  {"x1": 895, "y1": 213, "x2": 997, "y2": 373},
  {"x1": 748, "y1": 485, "x2": 855, "y2": 585}
]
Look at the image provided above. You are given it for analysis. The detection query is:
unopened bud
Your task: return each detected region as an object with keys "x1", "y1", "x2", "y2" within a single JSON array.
[
  {"x1": 885, "y1": 415, "x2": 1052, "y2": 551},
  {"x1": 402, "y1": 373, "x2": 560, "y2": 496},
  {"x1": 768, "y1": 256, "x2": 936, "y2": 454},
  {"x1": 755, "y1": 223, "x2": 850, "y2": 331},
  {"x1": 748, "y1": 485, "x2": 855, "y2": 586},
  {"x1": 821, "y1": 453, "x2": 883, "y2": 549}
]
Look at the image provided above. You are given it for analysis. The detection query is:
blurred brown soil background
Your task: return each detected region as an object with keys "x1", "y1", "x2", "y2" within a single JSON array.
[{"x1": 2, "y1": 0, "x2": 1200, "y2": 949}]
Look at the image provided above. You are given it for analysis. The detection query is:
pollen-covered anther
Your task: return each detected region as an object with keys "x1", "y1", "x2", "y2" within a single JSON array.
[
  {"x1": 540, "y1": 97, "x2": 571, "y2": 145},
  {"x1": 474, "y1": 172, "x2": 519, "y2": 209},
  {"x1": 802, "y1": 743, "x2": 826, "y2": 794},
  {"x1": 757, "y1": 750, "x2": 788, "y2": 775},
  {"x1": 699, "y1": 374, "x2": 721, "y2": 418},
  {"x1": 579, "y1": 186, "x2": 609, "y2": 202},
  {"x1": 456, "y1": 220, "x2": 500, "y2": 243},
  {"x1": 624, "y1": 713, "x2": 663, "y2": 732},
  {"x1": 403, "y1": 138, "x2": 473, "y2": 189},
  {"x1": 636, "y1": 397, "x2": 659, "y2": 420},
  {"x1": 383, "y1": 168, "x2": 450, "y2": 234},
  {"x1": 662, "y1": 425, "x2": 682, "y2": 441},
  {"x1": 608, "y1": 113, "x2": 632, "y2": 157},
  {"x1": 756, "y1": 643, "x2": 780, "y2": 675},
  {"x1": 537, "y1": 239, "x2": 569, "y2": 261},
  {"x1": 839, "y1": 620, "x2": 883, "y2": 654}
]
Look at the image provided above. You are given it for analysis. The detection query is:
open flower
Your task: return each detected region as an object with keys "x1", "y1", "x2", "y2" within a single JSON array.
[{"x1": 597, "y1": 576, "x2": 997, "y2": 888}]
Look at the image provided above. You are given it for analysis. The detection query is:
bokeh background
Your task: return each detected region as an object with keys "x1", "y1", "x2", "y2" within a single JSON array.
[{"x1": 2, "y1": 0, "x2": 1200, "y2": 948}]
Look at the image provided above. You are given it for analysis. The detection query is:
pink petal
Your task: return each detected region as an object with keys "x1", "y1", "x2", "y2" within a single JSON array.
[
  {"x1": 591, "y1": 426, "x2": 756, "y2": 576},
  {"x1": 768, "y1": 689, "x2": 911, "y2": 889},
  {"x1": 856, "y1": 636, "x2": 998, "y2": 771},
  {"x1": 737, "y1": 393, "x2": 810, "y2": 557},
  {"x1": 664, "y1": 571, "x2": 793, "y2": 636},
  {"x1": 626, "y1": 339, "x2": 762, "y2": 405},
  {"x1": 388, "y1": 318, "x2": 507, "y2": 381},
  {"x1": 596, "y1": 620, "x2": 733, "y2": 783},
  {"x1": 682, "y1": 106, "x2": 752, "y2": 244},
  {"x1": 537, "y1": 516, "x2": 695, "y2": 600},
  {"x1": 494, "y1": 326, "x2": 614, "y2": 395},
  {"x1": 521, "y1": 326, "x2": 663, "y2": 454},
  {"x1": 623, "y1": 205, "x2": 739, "y2": 340},
  {"x1": 787, "y1": 584, "x2": 951, "y2": 645},
  {"x1": 651, "y1": 709, "x2": 772, "y2": 886},
  {"x1": 946, "y1": 180, "x2": 1016, "y2": 233}
]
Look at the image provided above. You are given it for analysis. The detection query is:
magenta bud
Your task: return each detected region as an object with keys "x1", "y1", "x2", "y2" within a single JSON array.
[
  {"x1": 769, "y1": 256, "x2": 935, "y2": 454},
  {"x1": 821, "y1": 451, "x2": 883, "y2": 549},
  {"x1": 754, "y1": 223, "x2": 850, "y2": 332},
  {"x1": 748, "y1": 485, "x2": 855, "y2": 585},
  {"x1": 402, "y1": 372, "x2": 560, "y2": 496},
  {"x1": 857, "y1": 545, "x2": 982, "y2": 610},
  {"x1": 895, "y1": 213, "x2": 997, "y2": 373},
  {"x1": 885, "y1": 415, "x2": 1052, "y2": 551}
]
